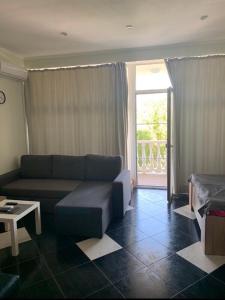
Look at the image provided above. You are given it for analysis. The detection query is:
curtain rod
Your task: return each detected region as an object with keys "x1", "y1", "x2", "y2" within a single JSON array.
[
  {"x1": 28, "y1": 54, "x2": 225, "y2": 71},
  {"x1": 28, "y1": 62, "x2": 122, "y2": 72},
  {"x1": 165, "y1": 53, "x2": 225, "y2": 62}
]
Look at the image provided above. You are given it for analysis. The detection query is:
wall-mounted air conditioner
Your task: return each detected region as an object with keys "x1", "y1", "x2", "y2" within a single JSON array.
[{"x1": 0, "y1": 61, "x2": 27, "y2": 80}]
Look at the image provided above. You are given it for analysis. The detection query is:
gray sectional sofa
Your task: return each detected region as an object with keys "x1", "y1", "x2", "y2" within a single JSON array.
[{"x1": 0, "y1": 154, "x2": 131, "y2": 238}]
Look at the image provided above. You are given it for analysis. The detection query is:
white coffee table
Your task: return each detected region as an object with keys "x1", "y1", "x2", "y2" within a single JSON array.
[{"x1": 0, "y1": 199, "x2": 41, "y2": 256}]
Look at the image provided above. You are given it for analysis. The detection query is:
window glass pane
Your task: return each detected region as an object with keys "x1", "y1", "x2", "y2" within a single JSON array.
[
  {"x1": 136, "y1": 63, "x2": 171, "y2": 90},
  {"x1": 136, "y1": 93, "x2": 167, "y2": 127}
]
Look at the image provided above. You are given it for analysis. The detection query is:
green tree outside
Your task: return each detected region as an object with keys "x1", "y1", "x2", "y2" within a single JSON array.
[{"x1": 136, "y1": 94, "x2": 167, "y2": 169}]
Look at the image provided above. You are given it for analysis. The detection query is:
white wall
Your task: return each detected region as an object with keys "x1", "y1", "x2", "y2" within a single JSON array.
[{"x1": 0, "y1": 76, "x2": 27, "y2": 174}]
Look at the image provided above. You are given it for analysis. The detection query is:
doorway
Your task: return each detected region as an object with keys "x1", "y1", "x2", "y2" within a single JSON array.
[
  {"x1": 136, "y1": 92, "x2": 167, "y2": 187},
  {"x1": 135, "y1": 61, "x2": 171, "y2": 188}
]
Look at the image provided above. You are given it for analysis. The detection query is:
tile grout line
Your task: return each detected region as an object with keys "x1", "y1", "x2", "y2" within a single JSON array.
[
  {"x1": 137, "y1": 228, "x2": 168, "y2": 240},
  {"x1": 32, "y1": 225, "x2": 90, "y2": 295},
  {"x1": 92, "y1": 252, "x2": 152, "y2": 298},
  {"x1": 3, "y1": 236, "x2": 66, "y2": 297},
  {"x1": 110, "y1": 283, "x2": 126, "y2": 299},
  {"x1": 150, "y1": 222, "x2": 199, "y2": 240},
  {"x1": 31, "y1": 235, "x2": 66, "y2": 298},
  {"x1": 39, "y1": 254, "x2": 66, "y2": 298},
  {"x1": 150, "y1": 233, "x2": 199, "y2": 253},
  {"x1": 87, "y1": 240, "x2": 147, "y2": 288},
  {"x1": 122, "y1": 232, "x2": 166, "y2": 251},
  {"x1": 44, "y1": 258, "x2": 91, "y2": 277},
  {"x1": 84, "y1": 279, "x2": 125, "y2": 299},
  {"x1": 161, "y1": 219, "x2": 201, "y2": 241},
  {"x1": 170, "y1": 273, "x2": 209, "y2": 298},
  {"x1": 107, "y1": 222, "x2": 143, "y2": 234},
  {"x1": 123, "y1": 237, "x2": 175, "y2": 269},
  {"x1": 210, "y1": 274, "x2": 225, "y2": 287},
  {"x1": 88, "y1": 260, "x2": 126, "y2": 299}
]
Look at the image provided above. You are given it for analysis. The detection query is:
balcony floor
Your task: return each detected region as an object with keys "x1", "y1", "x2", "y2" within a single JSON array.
[{"x1": 137, "y1": 173, "x2": 167, "y2": 187}]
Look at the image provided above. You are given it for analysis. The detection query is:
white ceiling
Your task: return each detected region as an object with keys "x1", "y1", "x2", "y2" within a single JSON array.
[{"x1": 1, "y1": 0, "x2": 225, "y2": 58}]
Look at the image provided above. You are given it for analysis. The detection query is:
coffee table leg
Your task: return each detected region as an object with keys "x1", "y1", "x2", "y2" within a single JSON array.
[
  {"x1": 35, "y1": 206, "x2": 41, "y2": 235},
  {"x1": 10, "y1": 220, "x2": 19, "y2": 256}
]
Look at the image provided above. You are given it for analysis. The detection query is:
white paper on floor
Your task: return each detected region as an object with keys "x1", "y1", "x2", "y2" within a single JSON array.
[
  {"x1": 126, "y1": 205, "x2": 134, "y2": 211},
  {"x1": 173, "y1": 205, "x2": 196, "y2": 220},
  {"x1": 0, "y1": 227, "x2": 31, "y2": 250},
  {"x1": 76, "y1": 233, "x2": 122, "y2": 260},
  {"x1": 177, "y1": 241, "x2": 225, "y2": 273}
]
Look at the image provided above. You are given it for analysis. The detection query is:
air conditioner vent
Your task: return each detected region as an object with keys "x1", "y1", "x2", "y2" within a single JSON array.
[{"x1": 0, "y1": 61, "x2": 27, "y2": 80}]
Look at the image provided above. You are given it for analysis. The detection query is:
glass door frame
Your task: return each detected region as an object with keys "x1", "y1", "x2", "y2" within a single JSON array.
[
  {"x1": 135, "y1": 88, "x2": 168, "y2": 189},
  {"x1": 167, "y1": 87, "x2": 174, "y2": 202}
]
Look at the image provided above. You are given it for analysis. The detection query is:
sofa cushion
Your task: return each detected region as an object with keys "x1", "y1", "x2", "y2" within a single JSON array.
[
  {"x1": 21, "y1": 155, "x2": 52, "y2": 178},
  {"x1": 52, "y1": 155, "x2": 85, "y2": 180},
  {"x1": 56, "y1": 181, "x2": 112, "y2": 208},
  {"x1": 1, "y1": 179, "x2": 81, "y2": 199},
  {"x1": 55, "y1": 181, "x2": 112, "y2": 237},
  {"x1": 85, "y1": 154, "x2": 122, "y2": 181}
]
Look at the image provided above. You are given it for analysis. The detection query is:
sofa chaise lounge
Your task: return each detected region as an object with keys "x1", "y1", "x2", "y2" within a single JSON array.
[{"x1": 0, "y1": 154, "x2": 131, "y2": 238}]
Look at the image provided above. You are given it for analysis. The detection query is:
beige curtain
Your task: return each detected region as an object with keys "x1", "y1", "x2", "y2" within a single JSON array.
[
  {"x1": 166, "y1": 56, "x2": 225, "y2": 192},
  {"x1": 25, "y1": 63, "x2": 128, "y2": 164}
]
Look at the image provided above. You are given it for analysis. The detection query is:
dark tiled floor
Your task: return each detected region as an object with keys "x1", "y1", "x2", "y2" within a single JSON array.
[
  {"x1": 16, "y1": 278, "x2": 64, "y2": 299},
  {"x1": 1, "y1": 188, "x2": 225, "y2": 298},
  {"x1": 94, "y1": 248, "x2": 145, "y2": 284},
  {"x1": 174, "y1": 276, "x2": 225, "y2": 299},
  {"x1": 107, "y1": 224, "x2": 148, "y2": 247},
  {"x1": 149, "y1": 254, "x2": 206, "y2": 292},
  {"x1": 2, "y1": 256, "x2": 52, "y2": 290},
  {"x1": 211, "y1": 264, "x2": 225, "y2": 284},
  {"x1": 86, "y1": 284, "x2": 124, "y2": 299},
  {"x1": 151, "y1": 226, "x2": 199, "y2": 252},
  {"x1": 55, "y1": 263, "x2": 110, "y2": 298},
  {"x1": 125, "y1": 236, "x2": 172, "y2": 266},
  {"x1": 114, "y1": 266, "x2": 177, "y2": 299},
  {"x1": 41, "y1": 244, "x2": 89, "y2": 275}
]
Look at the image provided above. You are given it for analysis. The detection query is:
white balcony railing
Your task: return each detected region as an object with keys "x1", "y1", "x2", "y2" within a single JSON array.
[{"x1": 137, "y1": 140, "x2": 167, "y2": 174}]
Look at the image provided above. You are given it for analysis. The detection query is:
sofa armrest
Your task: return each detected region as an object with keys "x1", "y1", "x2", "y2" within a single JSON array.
[
  {"x1": 112, "y1": 169, "x2": 131, "y2": 219},
  {"x1": 0, "y1": 169, "x2": 21, "y2": 188}
]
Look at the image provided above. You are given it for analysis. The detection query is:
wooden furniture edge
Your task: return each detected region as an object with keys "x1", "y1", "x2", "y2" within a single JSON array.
[
  {"x1": 189, "y1": 181, "x2": 193, "y2": 211},
  {"x1": 205, "y1": 215, "x2": 225, "y2": 255},
  {"x1": 190, "y1": 181, "x2": 225, "y2": 255}
]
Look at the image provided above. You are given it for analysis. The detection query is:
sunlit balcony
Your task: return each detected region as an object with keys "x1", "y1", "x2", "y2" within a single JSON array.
[{"x1": 137, "y1": 140, "x2": 167, "y2": 187}]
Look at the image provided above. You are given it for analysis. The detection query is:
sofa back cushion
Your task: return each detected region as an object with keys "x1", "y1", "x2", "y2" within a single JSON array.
[
  {"x1": 21, "y1": 155, "x2": 52, "y2": 178},
  {"x1": 85, "y1": 154, "x2": 122, "y2": 181},
  {"x1": 52, "y1": 155, "x2": 85, "y2": 180}
]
